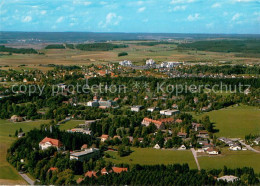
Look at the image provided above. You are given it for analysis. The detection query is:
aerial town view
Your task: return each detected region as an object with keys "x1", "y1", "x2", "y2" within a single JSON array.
[{"x1": 0, "y1": 0, "x2": 260, "y2": 185}]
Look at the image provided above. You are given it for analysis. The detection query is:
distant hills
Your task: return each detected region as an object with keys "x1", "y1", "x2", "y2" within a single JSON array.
[{"x1": 0, "y1": 31, "x2": 260, "y2": 43}]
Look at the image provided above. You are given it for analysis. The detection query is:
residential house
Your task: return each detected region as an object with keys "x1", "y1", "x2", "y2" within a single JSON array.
[
  {"x1": 229, "y1": 144, "x2": 241, "y2": 151},
  {"x1": 18, "y1": 132, "x2": 25, "y2": 138},
  {"x1": 112, "y1": 167, "x2": 128, "y2": 173},
  {"x1": 39, "y1": 137, "x2": 64, "y2": 150},
  {"x1": 100, "y1": 134, "x2": 109, "y2": 142},
  {"x1": 217, "y1": 175, "x2": 239, "y2": 182},
  {"x1": 153, "y1": 144, "x2": 160, "y2": 149},
  {"x1": 192, "y1": 123, "x2": 204, "y2": 131},
  {"x1": 67, "y1": 128, "x2": 91, "y2": 135},
  {"x1": 177, "y1": 132, "x2": 187, "y2": 138},
  {"x1": 147, "y1": 107, "x2": 159, "y2": 112},
  {"x1": 70, "y1": 148, "x2": 100, "y2": 162},
  {"x1": 206, "y1": 148, "x2": 219, "y2": 155},
  {"x1": 85, "y1": 171, "x2": 98, "y2": 178},
  {"x1": 197, "y1": 131, "x2": 209, "y2": 138},
  {"x1": 131, "y1": 105, "x2": 143, "y2": 112},
  {"x1": 254, "y1": 137, "x2": 260, "y2": 145},
  {"x1": 10, "y1": 115, "x2": 24, "y2": 122},
  {"x1": 178, "y1": 145, "x2": 186, "y2": 150}
]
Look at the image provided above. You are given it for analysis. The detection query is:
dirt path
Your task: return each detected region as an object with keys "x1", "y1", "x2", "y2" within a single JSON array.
[{"x1": 191, "y1": 148, "x2": 201, "y2": 170}]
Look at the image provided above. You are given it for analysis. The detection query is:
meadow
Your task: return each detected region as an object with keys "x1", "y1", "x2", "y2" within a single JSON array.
[
  {"x1": 0, "y1": 119, "x2": 48, "y2": 184},
  {"x1": 58, "y1": 120, "x2": 85, "y2": 131},
  {"x1": 105, "y1": 147, "x2": 197, "y2": 169},
  {"x1": 198, "y1": 148, "x2": 260, "y2": 173},
  {"x1": 193, "y1": 105, "x2": 260, "y2": 138}
]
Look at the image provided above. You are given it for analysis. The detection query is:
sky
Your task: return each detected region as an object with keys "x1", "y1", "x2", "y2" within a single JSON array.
[{"x1": 0, "y1": 0, "x2": 259, "y2": 34}]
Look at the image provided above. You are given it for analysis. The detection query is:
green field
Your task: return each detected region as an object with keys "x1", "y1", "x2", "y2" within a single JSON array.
[
  {"x1": 198, "y1": 148, "x2": 260, "y2": 173},
  {"x1": 194, "y1": 105, "x2": 260, "y2": 138},
  {"x1": 106, "y1": 148, "x2": 197, "y2": 169},
  {"x1": 58, "y1": 120, "x2": 85, "y2": 131},
  {"x1": 0, "y1": 119, "x2": 48, "y2": 184}
]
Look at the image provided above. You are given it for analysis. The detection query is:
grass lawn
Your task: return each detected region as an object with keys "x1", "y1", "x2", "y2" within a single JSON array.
[
  {"x1": 193, "y1": 105, "x2": 260, "y2": 138},
  {"x1": 58, "y1": 120, "x2": 85, "y2": 131},
  {"x1": 0, "y1": 119, "x2": 48, "y2": 184},
  {"x1": 105, "y1": 147, "x2": 197, "y2": 169},
  {"x1": 198, "y1": 148, "x2": 260, "y2": 173}
]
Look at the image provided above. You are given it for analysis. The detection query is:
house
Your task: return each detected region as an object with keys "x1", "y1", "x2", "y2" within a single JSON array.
[
  {"x1": 81, "y1": 144, "x2": 88, "y2": 150},
  {"x1": 101, "y1": 167, "x2": 109, "y2": 175},
  {"x1": 160, "y1": 109, "x2": 180, "y2": 116},
  {"x1": 10, "y1": 115, "x2": 24, "y2": 122},
  {"x1": 100, "y1": 134, "x2": 109, "y2": 142},
  {"x1": 229, "y1": 144, "x2": 241, "y2": 151},
  {"x1": 85, "y1": 171, "x2": 98, "y2": 178},
  {"x1": 147, "y1": 107, "x2": 159, "y2": 112},
  {"x1": 141, "y1": 117, "x2": 174, "y2": 130},
  {"x1": 119, "y1": 60, "x2": 132, "y2": 66},
  {"x1": 113, "y1": 135, "x2": 121, "y2": 140},
  {"x1": 67, "y1": 128, "x2": 91, "y2": 135},
  {"x1": 192, "y1": 123, "x2": 204, "y2": 131},
  {"x1": 87, "y1": 97, "x2": 116, "y2": 108},
  {"x1": 197, "y1": 131, "x2": 209, "y2": 138},
  {"x1": 253, "y1": 137, "x2": 260, "y2": 145},
  {"x1": 18, "y1": 132, "x2": 25, "y2": 138},
  {"x1": 131, "y1": 105, "x2": 143, "y2": 112},
  {"x1": 172, "y1": 104, "x2": 178, "y2": 109},
  {"x1": 178, "y1": 144, "x2": 186, "y2": 150},
  {"x1": 177, "y1": 132, "x2": 187, "y2": 138},
  {"x1": 39, "y1": 137, "x2": 64, "y2": 150},
  {"x1": 146, "y1": 59, "x2": 156, "y2": 65},
  {"x1": 48, "y1": 167, "x2": 58, "y2": 172},
  {"x1": 175, "y1": 119, "x2": 183, "y2": 124},
  {"x1": 70, "y1": 148, "x2": 100, "y2": 162},
  {"x1": 217, "y1": 175, "x2": 239, "y2": 183},
  {"x1": 206, "y1": 148, "x2": 219, "y2": 155},
  {"x1": 112, "y1": 167, "x2": 128, "y2": 173},
  {"x1": 153, "y1": 144, "x2": 160, "y2": 149},
  {"x1": 202, "y1": 143, "x2": 213, "y2": 151}
]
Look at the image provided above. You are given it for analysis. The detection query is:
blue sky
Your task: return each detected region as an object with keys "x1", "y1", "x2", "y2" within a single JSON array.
[{"x1": 0, "y1": 0, "x2": 259, "y2": 34}]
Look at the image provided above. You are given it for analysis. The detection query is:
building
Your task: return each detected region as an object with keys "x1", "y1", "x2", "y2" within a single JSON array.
[
  {"x1": 153, "y1": 144, "x2": 160, "y2": 149},
  {"x1": 112, "y1": 167, "x2": 128, "y2": 173},
  {"x1": 206, "y1": 148, "x2": 219, "y2": 155},
  {"x1": 131, "y1": 105, "x2": 143, "y2": 112},
  {"x1": 146, "y1": 59, "x2": 156, "y2": 66},
  {"x1": 85, "y1": 171, "x2": 98, "y2": 178},
  {"x1": 160, "y1": 109, "x2": 180, "y2": 116},
  {"x1": 229, "y1": 144, "x2": 241, "y2": 151},
  {"x1": 192, "y1": 123, "x2": 204, "y2": 131},
  {"x1": 254, "y1": 137, "x2": 260, "y2": 145},
  {"x1": 18, "y1": 132, "x2": 25, "y2": 138},
  {"x1": 141, "y1": 117, "x2": 174, "y2": 130},
  {"x1": 160, "y1": 61, "x2": 182, "y2": 68},
  {"x1": 119, "y1": 60, "x2": 132, "y2": 66},
  {"x1": 100, "y1": 134, "x2": 109, "y2": 142},
  {"x1": 87, "y1": 97, "x2": 117, "y2": 108},
  {"x1": 197, "y1": 131, "x2": 209, "y2": 138},
  {"x1": 177, "y1": 132, "x2": 187, "y2": 138},
  {"x1": 10, "y1": 115, "x2": 24, "y2": 122},
  {"x1": 67, "y1": 128, "x2": 91, "y2": 135},
  {"x1": 217, "y1": 175, "x2": 239, "y2": 183},
  {"x1": 39, "y1": 137, "x2": 64, "y2": 150},
  {"x1": 178, "y1": 145, "x2": 186, "y2": 150},
  {"x1": 70, "y1": 148, "x2": 100, "y2": 162}
]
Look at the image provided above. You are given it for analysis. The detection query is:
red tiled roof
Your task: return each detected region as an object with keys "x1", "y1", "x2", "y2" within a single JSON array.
[
  {"x1": 48, "y1": 167, "x2": 58, "y2": 172},
  {"x1": 85, "y1": 171, "x2": 97, "y2": 178},
  {"x1": 39, "y1": 137, "x2": 63, "y2": 147},
  {"x1": 177, "y1": 132, "x2": 187, "y2": 136},
  {"x1": 175, "y1": 119, "x2": 183, "y2": 123},
  {"x1": 101, "y1": 168, "x2": 108, "y2": 175},
  {"x1": 112, "y1": 167, "x2": 128, "y2": 173},
  {"x1": 101, "y1": 134, "x2": 109, "y2": 139}
]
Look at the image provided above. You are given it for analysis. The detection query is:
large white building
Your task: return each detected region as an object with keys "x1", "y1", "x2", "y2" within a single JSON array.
[
  {"x1": 160, "y1": 62, "x2": 182, "y2": 68},
  {"x1": 119, "y1": 60, "x2": 132, "y2": 66},
  {"x1": 160, "y1": 109, "x2": 180, "y2": 116},
  {"x1": 70, "y1": 148, "x2": 100, "y2": 162},
  {"x1": 146, "y1": 59, "x2": 156, "y2": 65}
]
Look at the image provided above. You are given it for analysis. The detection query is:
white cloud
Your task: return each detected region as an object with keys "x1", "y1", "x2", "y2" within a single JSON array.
[
  {"x1": 73, "y1": 0, "x2": 92, "y2": 6},
  {"x1": 231, "y1": 13, "x2": 241, "y2": 21},
  {"x1": 170, "y1": 0, "x2": 195, "y2": 4},
  {"x1": 40, "y1": 10, "x2": 47, "y2": 15},
  {"x1": 22, "y1": 16, "x2": 32, "y2": 22},
  {"x1": 187, "y1": 13, "x2": 200, "y2": 21},
  {"x1": 212, "y1": 3, "x2": 221, "y2": 8},
  {"x1": 206, "y1": 23, "x2": 214, "y2": 28},
  {"x1": 138, "y1": 7, "x2": 146, "y2": 12},
  {"x1": 173, "y1": 5, "x2": 186, "y2": 11},
  {"x1": 233, "y1": 0, "x2": 260, "y2": 2},
  {"x1": 56, "y1": 16, "x2": 64, "y2": 23},
  {"x1": 99, "y1": 12, "x2": 122, "y2": 28}
]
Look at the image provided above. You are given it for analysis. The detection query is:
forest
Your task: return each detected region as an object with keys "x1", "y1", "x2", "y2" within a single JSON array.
[
  {"x1": 75, "y1": 43, "x2": 128, "y2": 51},
  {"x1": 45, "y1": 44, "x2": 66, "y2": 49},
  {"x1": 178, "y1": 39, "x2": 260, "y2": 54},
  {"x1": 0, "y1": 45, "x2": 38, "y2": 54}
]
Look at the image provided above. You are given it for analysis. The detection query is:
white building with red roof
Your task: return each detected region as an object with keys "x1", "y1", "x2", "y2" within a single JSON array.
[{"x1": 39, "y1": 137, "x2": 64, "y2": 150}]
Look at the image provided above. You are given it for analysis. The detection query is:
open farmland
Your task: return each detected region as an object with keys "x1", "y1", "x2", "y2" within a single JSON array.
[
  {"x1": 193, "y1": 105, "x2": 260, "y2": 138},
  {"x1": 105, "y1": 148, "x2": 197, "y2": 169},
  {"x1": 0, "y1": 119, "x2": 49, "y2": 184}
]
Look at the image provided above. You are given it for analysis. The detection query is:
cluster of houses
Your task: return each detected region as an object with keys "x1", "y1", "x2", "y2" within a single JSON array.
[{"x1": 218, "y1": 137, "x2": 247, "y2": 151}]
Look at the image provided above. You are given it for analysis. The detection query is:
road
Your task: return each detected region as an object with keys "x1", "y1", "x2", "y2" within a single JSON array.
[
  {"x1": 191, "y1": 148, "x2": 201, "y2": 170},
  {"x1": 19, "y1": 173, "x2": 34, "y2": 185},
  {"x1": 239, "y1": 140, "x2": 260, "y2": 153}
]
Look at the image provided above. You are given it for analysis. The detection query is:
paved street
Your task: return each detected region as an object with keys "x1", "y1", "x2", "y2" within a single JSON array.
[
  {"x1": 191, "y1": 148, "x2": 201, "y2": 170},
  {"x1": 19, "y1": 173, "x2": 34, "y2": 185},
  {"x1": 239, "y1": 140, "x2": 260, "y2": 153}
]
